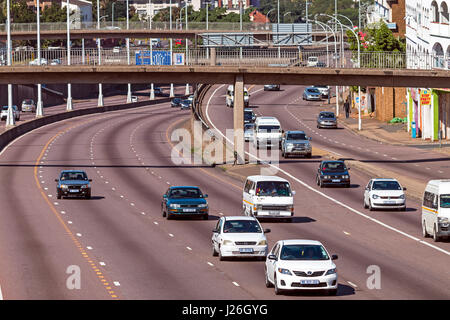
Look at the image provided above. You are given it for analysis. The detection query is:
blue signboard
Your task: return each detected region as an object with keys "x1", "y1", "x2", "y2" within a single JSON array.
[{"x1": 136, "y1": 51, "x2": 171, "y2": 66}]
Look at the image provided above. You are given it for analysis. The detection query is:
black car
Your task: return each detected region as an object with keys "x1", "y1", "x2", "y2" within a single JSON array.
[
  {"x1": 180, "y1": 99, "x2": 191, "y2": 109},
  {"x1": 316, "y1": 160, "x2": 350, "y2": 188},
  {"x1": 171, "y1": 98, "x2": 181, "y2": 107},
  {"x1": 154, "y1": 87, "x2": 163, "y2": 96},
  {"x1": 55, "y1": 170, "x2": 92, "y2": 199},
  {"x1": 244, "y1": 108, "x2": 256, "y2": 124}
]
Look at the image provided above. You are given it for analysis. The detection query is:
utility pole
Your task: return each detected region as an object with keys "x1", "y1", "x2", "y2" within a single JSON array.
[
  {"x1": 5, "y1": 0, "x2": 14, "y2": 127},
  {"x1": 97, "y1": 0, "x2": 104, "y2": 106},
  {"x1": 126, "y1": 0, "x2": 132, "y2": 103}
]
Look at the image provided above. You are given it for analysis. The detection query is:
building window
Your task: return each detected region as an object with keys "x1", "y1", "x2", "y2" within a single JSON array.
[
  {"x1": 431, "y1": 1, "x2": 440, "y2": 23},
  {"x1": 441, "y1": 2, "x2": 449, "y2": 24}
]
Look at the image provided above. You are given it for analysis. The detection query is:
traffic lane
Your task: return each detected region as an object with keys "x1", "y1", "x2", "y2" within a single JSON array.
[
  {"x1": 107, "y1": 105, "x2": 371, "y2": 299},
  {"x1": 275, "y1": 89, "x2": 450, "y2": 182},
  {"x1": 43, "y1": 105, "x2": 254, "y2": 299},
  {"x1": 0, "y1": 116, "x2": 118, "y2": 299},
  {"x1": 204, "y1": 86, "x2": 450, "y2": 298}
]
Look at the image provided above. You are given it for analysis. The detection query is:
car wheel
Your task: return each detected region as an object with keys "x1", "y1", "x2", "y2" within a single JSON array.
[
  {"x1": 274, "y1": 275, "x2": 282, "y2": 295},
  {"x1": 167, "y1": 212, "x2": 173, "y2": 220},
  {"x1": 212, "y1": 243, "x2": 218, "y2": 257},
  {"x1": 433, "y1": 225, "x2": 440, "y2": 242},
  {"x1": 364, "y1": 199, "x2": 368, "y2": 209},
  {"x1": 369, "y1": 200, "x2": 374, "y2": 211},
  {"x1": 316, "y1": 175, "x2": 320, "y2": 186},
  {"x1": 85, "y1": 192, "x2": 91, "y2": 199},
  {"x1": 327, "y1": 289, "x2": 338, "y2": 296},
  {"x1": 346, "y1": 183, "x2": 351, "y2": 188},
  {"x1": 422, "y1": 220, "x2": 429, "y2": 238},
  {"x1": 319, "y1": 179, "x2": 324, "y2": 188},
  {"x1": 57, "y1": 191, "x2": 61, "y2": 199},
  {"x1": 219, "y1": 246, "x2": 225, "y2": 261},
  {"x1": 306, "y1": 153, "x2": 312, "y2": 158},
  {"x1": 203, "y1": 214, "x2": 209, "y2": 220},
  {"x1": 265, "y1": 268, "x2": 273, "y2": 288}
]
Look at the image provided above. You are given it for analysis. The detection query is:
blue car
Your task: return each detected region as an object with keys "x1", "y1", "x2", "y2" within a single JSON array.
[
  {"x1": 302, "y1": 87, "x2": 322, "y2": 101},
  {"x1": 162, "y1": 186, "x2": 209, "y2": 220},
  {"x1": 55, "y1": 170, "x2": 92, "y2": 199}
]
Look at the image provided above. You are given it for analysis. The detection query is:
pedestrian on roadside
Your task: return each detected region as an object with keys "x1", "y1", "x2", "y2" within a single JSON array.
[{"x1": 344, "y1": 98, "x2": 350, "y2": 119}]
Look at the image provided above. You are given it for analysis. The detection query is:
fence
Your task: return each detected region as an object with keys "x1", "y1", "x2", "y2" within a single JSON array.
[{"x1": 1, "y1": 47, "x2": 449, "y2": 70}]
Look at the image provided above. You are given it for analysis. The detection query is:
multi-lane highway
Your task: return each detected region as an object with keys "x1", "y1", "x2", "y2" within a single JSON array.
[{"x1": 0, "y1": 84, "x2": 448, "y2": 300}]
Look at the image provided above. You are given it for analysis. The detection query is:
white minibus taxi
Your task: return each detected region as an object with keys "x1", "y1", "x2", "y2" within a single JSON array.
[
  {"x1": 243, "y1": 175, "x2": 295, "y2": 222},
  {"x1": 252, "y1": 116, "x2": 282, "y2": 149},
  {"x1": 226, "y1": 85, "x2": 249, "y2": 107},
  {"x1": 422, "y1": 180, "x2": 450, "y2": 242}
]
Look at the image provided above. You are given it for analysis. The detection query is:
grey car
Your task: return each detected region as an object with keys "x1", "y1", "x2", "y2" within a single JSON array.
[
  {"x1": 302, "y1": 87, "x2": 322, "y2": 101},
  {"x1": 55, "y1": 170, "x2": 92, "y2": 199},
  {"x1": 317, "y1": 111, "x2": 338, "y2": 129},
  {"x1": 264, "y1": 84, "x2": 280, "y2": 91},
  {"x1": 314, "y1": 85, "x2": 330, "y2": 98},
  {"x1": 281, "y1": 130, "x2": 312, "y2": 158},
  {"x1": 180, "y1": 99, "x2": 191, "y2": 109},
  {"x1": 21, "y1": 99, "x2": 36, "y2": 112},
  {"x1": 171, "y1": 98, "x2": 182, "y2": 107}
]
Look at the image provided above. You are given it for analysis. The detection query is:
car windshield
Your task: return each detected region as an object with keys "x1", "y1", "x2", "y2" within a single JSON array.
[
  {"x1": 173, "y1": 98, "x2": 180, "y2": 103},
  {"x1": 258, "y1": 125, "x2": 280, "y2": 132},
  {"x1": 223, "y1": 220, "x2": 262, "y2": 233},
  {"x1": 280, "y1": 244, "x2": 329, "y2": 260},
  {"x1": 244, "y1": 124, "x2": 254, "y2": 131},
  {"x1": 307, "y1": 88, "x2": 320, "y2": 93},
  {"x1": 440, "y1": 194, "x2": 450, "y2": 208},
  {"x1": 255, "y1": 181, "x2": 292, "y2": 197},
  {"x1": 23, "y1": 99, "x2": 33, "y2": 104},
  {"x1": 182, "y1": 100, "x2": 190, "y2": 104},
  {"x1": 372, "y1": 181, "x2": 401, "y2": 190},
  {"x1": 322, "y1": 162, "x2": 346, "y2": 171},
  {"x1": 244, "y1": 112, "x2": 253, "y2": 120},
  {"x1": 60, "y1": 172, "x2": 88, "y2": 181},
  {"x1": 2, "y1": 106, "x2": 16, "y2": 110},
  {"x1": 319, "y1": 113, "x2": 335, "y2": 119},
  {"x1": 286, "y1": 133, "x2": 307, "y2": 140},
  {"x1": 169, "y1": 188, "x2": 202, "y2": 199}
]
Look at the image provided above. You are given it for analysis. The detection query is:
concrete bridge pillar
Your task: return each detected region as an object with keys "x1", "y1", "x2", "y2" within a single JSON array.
[{"x1": 233, "y1": 74, "x2": 245, "y2": 165}]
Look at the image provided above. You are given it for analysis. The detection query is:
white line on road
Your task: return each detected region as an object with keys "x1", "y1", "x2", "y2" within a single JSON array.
[
  {"x1": 113, "y1": 281, "x2": 121, "y2": 287},
  {"x1": 186, "y1": 246, "x2": 192, "y2": 251},
  {"x1": 232, "y1": 282, "x2": 240, "y2": 287},
  {"x1": 207, "y1": 262, "x2": 214, "y2": 267},
  {"x1": 347, "y1": 281, "x2": 358, "y2": 288},
  {"x1": 0, "y1": 285, "x2": 3, "y2": 300}
]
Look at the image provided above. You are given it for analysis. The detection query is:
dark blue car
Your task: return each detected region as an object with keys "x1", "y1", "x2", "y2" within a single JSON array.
[
  {"x1": 55, "y1": 170, "x2": 92, "y2": 199},
  {"x1": 161, "y1": 186, "x2": 209, "y2": 220},
  {"x1": 316, "y1": 160, "x2": 350, "y2": 188}
]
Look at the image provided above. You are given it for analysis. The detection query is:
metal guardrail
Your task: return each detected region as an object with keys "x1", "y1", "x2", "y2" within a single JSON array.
[
  {"x1": 0, "y1": 21, "x2": 326, "y2": 33},
  {"x1": 1, "y1": 48, "x2": 449, "y2": 71}
]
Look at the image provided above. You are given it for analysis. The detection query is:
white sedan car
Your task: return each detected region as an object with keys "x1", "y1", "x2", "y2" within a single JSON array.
[
  {"x1": 363, "y1": 178, "x2": 406, "y2": 211},
  {"x1": 212, "y1": 216, "x2": 270, "y2": 261},
  {"x1": 265, "y1": 240, "x2": 338, "y2": 295}
]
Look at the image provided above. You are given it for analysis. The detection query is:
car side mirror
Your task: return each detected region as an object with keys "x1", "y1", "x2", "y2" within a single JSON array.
[
  {"x1": 212, "y1": 229, "x2": 219, "y2": 233},
  {"x1": 264, "y1": 228, "x2": 271, "y2": 234},
  {"x1": 331, "y1": 254, "x2": 338, "y2": 260},
  {"x1": 89, "y1": 179, "x2": 92, "y2": 182},
  {"x1": 292, "y1": 190, "x2": 296, "y2": 195},
  {"x1": 403, "y1": 187, "x2": 407, "y2": 191},
  {"x1": 347, "y1": 168, "x2": 350, "y2": 170},
  {"x1": 163, "y1": 194, "x2": 168, "y2": 198},
  {"x1": 203, "y1": 194, "x2": 208, "y2": 198},
  {"x1": 268, "y1": 254, "x2": 277, "y2": 261},
  {"x1": 55, "y1": 179, "x2": 59, "y2": 182},
  {"x1": 309, "y1": 137, "x2": 312, "y2": 140}
]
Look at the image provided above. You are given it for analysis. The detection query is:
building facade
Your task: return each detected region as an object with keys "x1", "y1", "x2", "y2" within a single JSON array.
[
  {"x1": 406, "y1": 0, "x2": 450, "y2": 140},
  {"x1": 374, "y1": 0, "x2": 406, "y2": 36},
  {"x1": 61, "y1": 0, "x2": 92, "y2": 23}
]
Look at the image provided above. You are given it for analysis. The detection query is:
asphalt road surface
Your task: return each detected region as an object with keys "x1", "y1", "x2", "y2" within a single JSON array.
[{"x1": 0, "y1": 85, "x2": 448, "y2": 299}]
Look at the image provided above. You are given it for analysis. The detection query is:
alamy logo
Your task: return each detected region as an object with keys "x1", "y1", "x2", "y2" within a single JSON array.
[{"x1": 66, "y1": 265, "x2": 81, "y2": 290}]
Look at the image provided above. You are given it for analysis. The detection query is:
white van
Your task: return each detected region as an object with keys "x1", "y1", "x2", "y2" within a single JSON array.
[
  {"x1": 252, "y1": 116, "x2": 282, "y2": 149},
  {"x1": 307, "y1": 56, "x2": 319, "y2": 67},
  {"x1": 422, "y1": 180, "x2": 450, "y2": 242},
  {"x1": 243, "y1": 175, "x2": 295, "y2": 221},
  {"x1": 226, "y1": 85, "x2": 249, "y2": 108}
]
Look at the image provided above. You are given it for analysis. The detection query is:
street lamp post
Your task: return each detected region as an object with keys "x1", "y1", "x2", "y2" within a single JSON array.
[
  {"x1": 66, "y1": 1, "x2": 73, "y2": 111},
  {"x1": 149, "y1": 0, "x2": 155, "y2": 100},
  {"x1": 112, "y1": 2, "x2": 115, "y2": 27},
  {"x1": 277, "y1": 0, "x2": 280, "y2": 58},
  {"x1": 126, "y1": 0, "x2": 132, "y2": 103},
  {"x1": 36, "y1": 0, "x2": 44, "y2": 117},
  {"x1": 5, "y1": 0, "x2": 14, "y2": 127},
  {"x1": 185, "y1": 0, "x2": 190, "y2": 95},
  {"x1": 97, "y1": 0, "x2": 104, "y2": 107},
  {"x1": 169, "y1": 0, "x2": 174, "y2": 98}
]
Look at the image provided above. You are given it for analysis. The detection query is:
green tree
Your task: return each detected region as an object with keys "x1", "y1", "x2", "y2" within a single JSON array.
[{"x1": 41, "y1": 3, "x2": 67, "y2": 23}]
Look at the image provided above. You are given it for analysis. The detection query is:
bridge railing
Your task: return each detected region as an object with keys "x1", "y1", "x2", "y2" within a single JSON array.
[
  {"x1": 0, "y1": 22, "x2": 326, "y2": 33},
  {"x1": 0, "y1": 48, "x2": 448, "y2": 71}
]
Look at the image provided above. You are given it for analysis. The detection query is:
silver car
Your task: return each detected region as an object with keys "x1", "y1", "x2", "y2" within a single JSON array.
[
  {"x1": 317, "y1": 111, "x2": 337, "y2": 129},
  {"x1": 314, "y1": 85, "x2": 330, "y2": 98},
  {"x1": 1, "y1": 105, "x2": 20, "y2": 121},
  {"x1": 21, "y1": 99, "x2": 36, "y2": 112},
  {"x1": 264, "y1": 85, "x2": 280, "y2": 91},
  {"x1": 244, "y1": 123, "x2": 255, "y2": 142},
  {"x1": 302, "y1": 87, "x2": 322, "y2": 101},
  {"x1": 281, "y1": 130, "x2": 312, "y2": 158}
]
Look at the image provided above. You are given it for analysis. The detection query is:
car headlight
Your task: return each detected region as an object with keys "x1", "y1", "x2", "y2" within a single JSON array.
[
  {"x1": 169, "y1": 203, "x2": 180, "y2": 209},
  {"x1": 198, "y1": 203, "x2": 208, "y2": 208},
  {"x1": 325, "y1": 268, "x2": 337, "y2": 275},
  {"x1": 257, "y1": 240, "x2": 267, "y2": 246},
  {"x1": 286, "y1": 143, "x2": 294, "y2": 149},
  {"x1": 399, "y1": 194, "x2": 405, "y2": 199},
  {"x1": 277, "y1": 268, "x2": 292, "y2": 275},
  {"x1": 372, "y1": 194, "x2": 379, "y2": 199},
  {"x1": 81, "y1": 185, "x2": 89, "y2": 189},
  {"x1": 60, "y1": 184, "x2": 68, "y2": 189},
  {"x1": 222, "y1": 240, "x2": 233, "y2": 246},
  {"x1": 343, "y1": 175, "x2": 349, "y2": 179},
  {"x1": 438, "y1": 217, "x2": 449, "y2": 224}
]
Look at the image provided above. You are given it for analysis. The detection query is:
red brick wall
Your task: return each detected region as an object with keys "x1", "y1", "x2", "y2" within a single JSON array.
[
  {"x1": 391, "y1": 0, "x2": 406, "y2": 37},
  {"x1": 374, "y1": 87, "x2": 407, "y2": 122}
]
